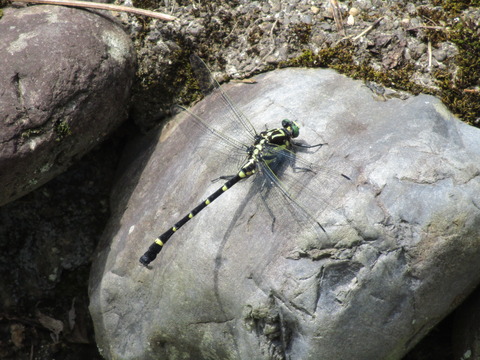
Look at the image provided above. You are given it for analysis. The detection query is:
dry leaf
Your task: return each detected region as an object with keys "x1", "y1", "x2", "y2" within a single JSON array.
[
  {"x1": 36, "y1": 310, "x2": 64, "y2": 343},
  {"x1": 10, "y1": 323, "x2": 25, "y2": 348},
  {"x1": 232, "y1": 79, "x2": 257, "y2": 84}
]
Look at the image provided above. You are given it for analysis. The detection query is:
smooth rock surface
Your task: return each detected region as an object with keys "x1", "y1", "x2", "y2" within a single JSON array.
[
  {"x1": 89, "y1": 68, "x2": 480, "y2": 359},
  {"x1": 0, "y1": 5, "x2": 135, "y2": 206}
]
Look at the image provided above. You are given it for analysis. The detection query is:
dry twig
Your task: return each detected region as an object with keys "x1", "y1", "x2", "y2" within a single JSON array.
[
  {"x1": 13, "y1": 0, "x2": 177, "y2": 21},
  {"x1": 329, "y1": 0, "x2": 345, "y2": 36},
  {"x1": 427, "y1": 40, "x2": 432, "y2": 71},
  {"x1": 407, "y1": 25, "x2": 446, "y2": 31},
  {"x1": 352, "y1": 16, "x2": 384, "y2": 40}
]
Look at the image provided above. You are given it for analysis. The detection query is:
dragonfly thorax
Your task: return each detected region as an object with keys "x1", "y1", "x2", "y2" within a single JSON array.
[
  {"x1": 240, "y1": 122, "x2": 297, "y2": 180},
  {"x1": 258, "y1": 128, "x2": 293, "y2": 147}
]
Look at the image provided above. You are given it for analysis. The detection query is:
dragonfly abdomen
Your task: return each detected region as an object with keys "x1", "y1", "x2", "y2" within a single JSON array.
[{"x1": 139, "y1": 168, "x2": 252, "y2": 266}]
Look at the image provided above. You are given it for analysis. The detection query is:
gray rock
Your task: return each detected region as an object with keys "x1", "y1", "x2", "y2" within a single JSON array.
[
  {"x1": 89, "y1": 68, "x2": 480, "y2": 359},
  {"x1": 0, "y1": 5, "x2": 135, "y2": 206}
]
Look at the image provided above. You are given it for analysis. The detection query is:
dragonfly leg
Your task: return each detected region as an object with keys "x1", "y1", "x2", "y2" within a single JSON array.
[
  {"x1": 292, "y1": 140, "x2": 325, "y2": 149},
  {"x1": 292, "y1": 165, "x2": 317, "y2": 174},
  {"x1": 259, "y1": 186, "x2": 277, "y2": 232},
  {"x1": 211, "y1": 175, "x2": 236, "y2": 183}
]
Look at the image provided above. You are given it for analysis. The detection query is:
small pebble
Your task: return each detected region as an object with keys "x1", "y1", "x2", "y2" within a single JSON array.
[
  {"x1": 349, "y1": 7, "x2": 360, "y2": 16},
  {"x1": 347, "y1": 14, "x2": 355, "y2": 26},
  {"x1": 400, "y1": 18, "x2": 410, "y2": 28},
  {"x1": 433, "y1": 49, "x2": 447, "y2": 62}
]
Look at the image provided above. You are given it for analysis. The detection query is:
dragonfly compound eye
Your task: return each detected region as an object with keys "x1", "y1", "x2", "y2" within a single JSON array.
[{"x1": 282, "y1": 119, "x2": 300, "y2": 138}]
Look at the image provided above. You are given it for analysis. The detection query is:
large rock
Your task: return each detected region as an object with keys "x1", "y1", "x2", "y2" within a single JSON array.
[
  {"x1": 89, "y1": 68, "x2": 480, "y2": 359},
  {"x1": 0, "y1": 5, "x2": 135, "y2": 206}
]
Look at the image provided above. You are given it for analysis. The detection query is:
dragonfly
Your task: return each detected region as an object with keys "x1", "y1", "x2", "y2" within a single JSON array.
[{"x1": 139, "y1": 54, "x2": 351, "y2": 266}]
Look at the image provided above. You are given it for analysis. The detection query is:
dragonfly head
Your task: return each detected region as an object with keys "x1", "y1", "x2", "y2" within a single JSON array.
[{"x1": 282, "y1": 119, "x2": 300, "y2": 138}]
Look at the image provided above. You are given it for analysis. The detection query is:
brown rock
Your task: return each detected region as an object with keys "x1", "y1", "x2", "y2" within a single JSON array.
[{"x1": 0, "y1": 5, "x2": 136, "y2": 206}]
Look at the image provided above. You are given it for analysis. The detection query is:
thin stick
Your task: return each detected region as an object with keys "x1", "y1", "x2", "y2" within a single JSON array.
[
  {"x1": 407, "y1": 25, "x2": 446, "y2": 31},
  {"x1": 352, "y1": 16, "x2": 384, "y2": 40},
  {"x1": 14, "y1": 0, "x2": 178, "y2": 21},
  {"x1": 427, "y1": 40, "x2": 432, "y2": 71},
  {"x1": 329, "y1": 0, "x2": 345, "y2": 35},
  {"x1": 261, "y1": 19, "x2": 278, "y2": 62}
]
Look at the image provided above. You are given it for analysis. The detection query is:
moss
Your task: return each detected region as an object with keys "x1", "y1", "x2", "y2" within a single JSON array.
[
  {"x1": 341, "y1": 63, "x2": 427, "y2": 95},
  {"x1": 21, "y1": 128, "x2": 43, "y2": 139},
  {"x1": 432, "y1": 3, "x2": 480, "y2": 124},
  {"x1": 433, "y1": 0, "x2": 480, "y2": 12},
  {"x1": 415, "y1": 6, "x2": 450, "y2": 44},
  {"x1": 408, "y1": 1, "x2": 480, "y2": 124},
  {"x1": 288, "y1": 23, "x2": 313, "y2": 45},
  {"x1": 54, "y1": 120, "x2": 72, "y2": 141},
  {"x1": 280, "y1": 46, "x2": 426, "y2": 96},
  {"x1": 173, "y1": 50, "x2": 205, "y2": 104},
  {"x1": 449, "y1": 21, "x2": 480, "y2": 87},
  {"x1": 131, "y1": 41, "x2": 206, "y2": 130},
  {"x1": 248, "y1": 26, "x2": 264, "y2": 45},
  {"x1": 132, "y1": 0, "x2": 158, "y2": 11},
  {"x1": 279, "y1": 46, "x2": 354, "y2": 69},
  {"x1": 130, "y1": 2, "x2": 243, "y2": 129}
]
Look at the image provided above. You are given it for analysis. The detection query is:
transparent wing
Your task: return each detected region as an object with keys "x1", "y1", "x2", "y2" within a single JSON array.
[
  {"x1": 189, "y1": 54, "x2": 257, "y2": 146},
  {"x1": 254, "y1": 144, "x2": 352, "y2": 239},
  {"x1": 173, "y1": 104, "x2": 248, "y2": 152},
  {"x1": 172, "y1": 105, "x2": 250, "y2": 178}
]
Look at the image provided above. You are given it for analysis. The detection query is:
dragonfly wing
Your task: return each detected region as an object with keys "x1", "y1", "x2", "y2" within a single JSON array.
[
  {"x1": 171, "y1": 105, "x2": 250, "y2": 177},
  {"x1": 255, "y1": 145, "x2": 352, "y2": 238},
  {"x1": 189, "y1": 54, "x2": 257, "y2": 146}
]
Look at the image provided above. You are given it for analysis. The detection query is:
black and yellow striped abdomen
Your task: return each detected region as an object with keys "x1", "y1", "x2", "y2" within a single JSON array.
[{"x1": 140, "y1": 170, "x2": 250, "y2": 266}]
